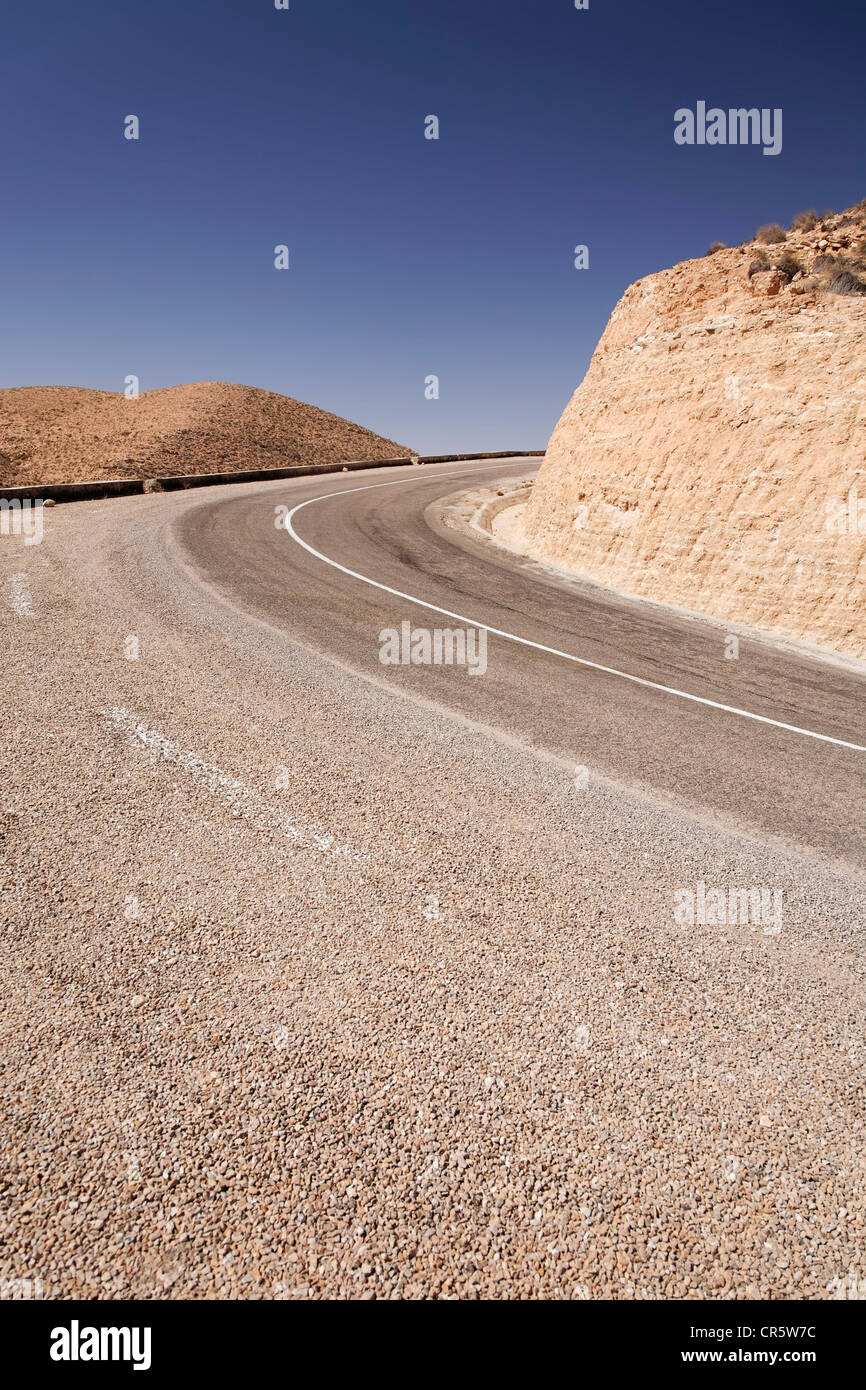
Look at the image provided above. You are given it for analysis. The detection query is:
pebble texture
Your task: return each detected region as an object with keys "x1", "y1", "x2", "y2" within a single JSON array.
[
  {"x1": 1, "y1": 482, "x2": 864, "y2": 1300},
  {"x1": 0, "y1": 381, "x2": 411, "y2": 486},
  {"x1": 521, "y1": 208, "x2": 866, "y2": 660}
]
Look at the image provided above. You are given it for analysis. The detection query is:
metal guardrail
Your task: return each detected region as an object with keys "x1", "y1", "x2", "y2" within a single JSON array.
[
  {"x1": 0, "y1": 450, "x2": 544, "y2": 505},
  {"x1": 417, "y1": 451, "x2": 544, "y2": 463}
]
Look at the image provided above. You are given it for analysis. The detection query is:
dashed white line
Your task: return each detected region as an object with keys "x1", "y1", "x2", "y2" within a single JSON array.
[
  {"x1": 9, "y1": 573, "x2": 34, "y2": 617},
  {"x1": 284, "y1": 467, "x2": 866, "y2": 754},
  {"x1": 104, "y1": 706, "x2": 365, "y2": 863}
]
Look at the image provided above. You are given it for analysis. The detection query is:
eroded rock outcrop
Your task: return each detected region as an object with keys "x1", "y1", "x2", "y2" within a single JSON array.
[{"x1": 517, "y1": 206, "x2": 866, "y2": 660}]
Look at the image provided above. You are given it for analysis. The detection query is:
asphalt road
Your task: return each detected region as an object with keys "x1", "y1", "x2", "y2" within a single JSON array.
[
  {"x1": 177, "y1": 457, "x2": 865, "y2": 869},
  {"x1": 2, "y1": 456, "x2": 864, "y2": 1300}
]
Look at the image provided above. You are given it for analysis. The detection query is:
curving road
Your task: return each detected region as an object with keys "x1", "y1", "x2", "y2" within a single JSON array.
[
  {"x1": 2, "y1": 455, "x2": 864, "y2": 1301},
  {"x1": 177, "y1": 457, "x2": 865, "y2": 868}
]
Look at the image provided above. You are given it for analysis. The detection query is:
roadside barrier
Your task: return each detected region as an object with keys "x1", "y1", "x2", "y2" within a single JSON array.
[{"x1": 0, "y1": 451, "x2": 544, "y2": 506}]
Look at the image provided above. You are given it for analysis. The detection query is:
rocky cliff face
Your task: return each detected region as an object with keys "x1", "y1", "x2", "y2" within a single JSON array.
[{"x1": 520, "y1": 207, "x2": 866, "y2": 660}]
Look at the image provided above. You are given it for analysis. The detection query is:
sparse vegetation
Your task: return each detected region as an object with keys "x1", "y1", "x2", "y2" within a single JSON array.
[
  {"x1": 790, "y1": 210, "x2": 817, "y2": 232},
  {"x1": 826, "y1": 268, "x2": 866, "y2": 296},
  {"x1": 774, "y1": 252, "x2": 804, "y2": 280},
  {"x1": 725, "y1": 198, "x2": 866, "y2": 289},
  {"x1": 756, "y1": 223, "x2": 787, "y2": 244}
]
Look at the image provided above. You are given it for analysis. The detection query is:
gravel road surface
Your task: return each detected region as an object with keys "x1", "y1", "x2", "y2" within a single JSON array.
[{"x1": 1, "y1": 459, "x2": 864, "y2": 1300}]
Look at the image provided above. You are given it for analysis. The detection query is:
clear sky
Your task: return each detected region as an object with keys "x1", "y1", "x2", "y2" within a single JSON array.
[{"x1": 3, "y1": 0, "x2": 864, "y2": 453}]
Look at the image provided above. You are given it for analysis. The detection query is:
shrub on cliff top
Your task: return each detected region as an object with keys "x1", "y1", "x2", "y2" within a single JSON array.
[
  {"x1": 774, "y1": 252, "x2": 804, "y2": 280},
  {"x1": 756, "y1": 223, "x2": 787, "y2": 244},
  {"x1": 707, "y1": 241, "x2": 726, "y2": 255},
  {"x1": 826, "y1": 268, "x2": 866, "y2": 296},
  {"x1": 790, "y1": 210, "x2": 817, "y2": 232},
  {"x1": 747, "y1": 253, "x2": 770, "y2": 278}
]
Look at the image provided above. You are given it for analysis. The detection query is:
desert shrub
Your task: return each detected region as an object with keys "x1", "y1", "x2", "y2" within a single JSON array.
[
  {"x1": 707, "y1": 241, "x2": 726, "y2": 254},
  {"x1": 756, "y1": 223, "x2": 787, "y2": 244},
  {"x1": 790, "y1": 210, "x2": 817, "y2": 232},
  {"x1": 747, "y1": 253, "x2": 770, "y2": 278},
  {"x1": 826, "y1": 268, "x2": 866, "y2": 295},
  {"x1": 810, "y1": 253, "x2": 838, "y2": 275},
  {"x1": 774, "y1": 252, "x2": 804, "y2": 279}
]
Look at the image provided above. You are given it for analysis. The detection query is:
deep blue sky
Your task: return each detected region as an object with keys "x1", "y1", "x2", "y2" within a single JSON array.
[{"x1": 3, "y1": 0, "x2": 864, "y2": 453}]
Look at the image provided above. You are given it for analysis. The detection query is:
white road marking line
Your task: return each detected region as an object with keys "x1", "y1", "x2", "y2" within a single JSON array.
[
  {"x1": 9, "y1": 573, "x2": 34, "y2": 616},
  {"x1": 104, "y1": 707, "x2": 365, "y2": 863},
  {"x1": 284, "y1": 467, "x2": 866, "y2": 754}
]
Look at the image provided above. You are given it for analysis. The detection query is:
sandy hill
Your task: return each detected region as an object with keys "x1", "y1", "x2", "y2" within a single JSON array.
[
  {"x1": 0, "y1": 382, "x2": 412, "y2": 486},
  {"x1": 508, "y1": 200, "x2": 866, "y2": 660}
]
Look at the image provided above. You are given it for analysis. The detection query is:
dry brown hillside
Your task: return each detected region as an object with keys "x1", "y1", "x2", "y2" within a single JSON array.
[
  {"x1": 508, "y1": 201, "x2": 866, "y2": 661},
  {"x1": 0, "y1": 381, "x2": 412, "y2": 486}
]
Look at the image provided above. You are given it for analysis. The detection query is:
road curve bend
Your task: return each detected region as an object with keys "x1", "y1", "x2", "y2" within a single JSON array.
[
  {"x1": 2, "y1": 455, "x2": 864, "y2": 1301},
  {"x1": 178, "y1": 457, "x2": 866, "y2": 867}
]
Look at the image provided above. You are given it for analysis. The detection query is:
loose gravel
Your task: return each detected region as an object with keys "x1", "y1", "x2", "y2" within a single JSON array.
[{"x1": 0, "y1": 483, "x2": 864, "y2": 1299}]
